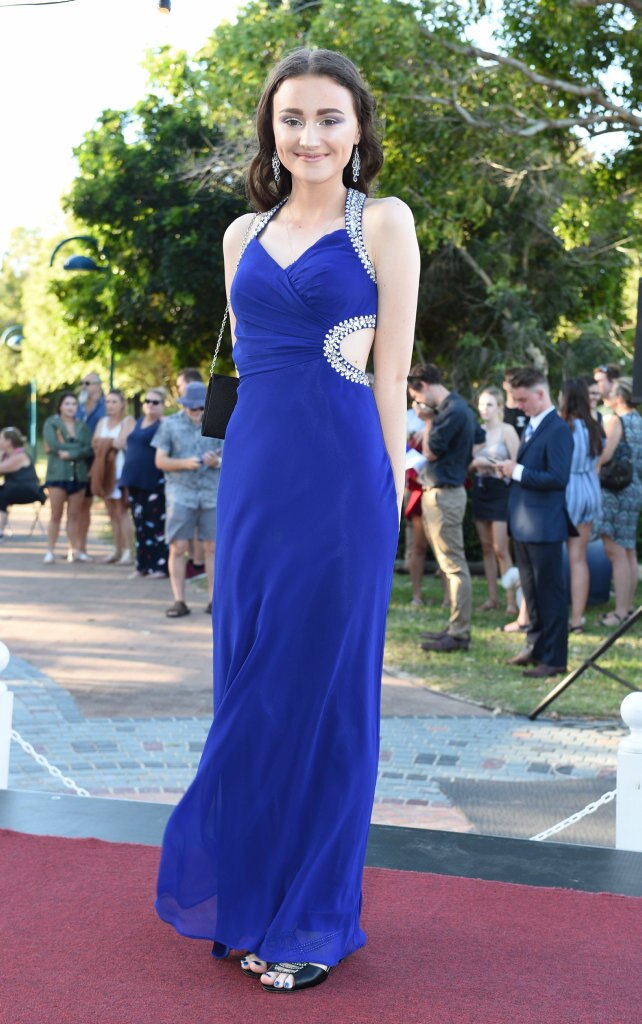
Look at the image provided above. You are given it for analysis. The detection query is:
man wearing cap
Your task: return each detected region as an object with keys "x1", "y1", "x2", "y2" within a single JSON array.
[{"x1": 152, "y1": 382, "x2": 223, "y2": 618}]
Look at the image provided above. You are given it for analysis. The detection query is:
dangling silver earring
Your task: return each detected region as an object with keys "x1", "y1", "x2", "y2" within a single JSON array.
[
  {"x1": 272, "y1": 148, "x2": 281, "y2": 185},
  {"x1": 351, "y1": 146, "x2": 361, "y2": 183}
]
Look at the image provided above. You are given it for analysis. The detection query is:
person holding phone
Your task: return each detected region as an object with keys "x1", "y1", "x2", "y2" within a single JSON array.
[
  {"x1": 470, "y1": 386, "x2": 520, "y2": 614},
  {"x1": 152, "y1": 381, "x2": 223, "y2": 617}
]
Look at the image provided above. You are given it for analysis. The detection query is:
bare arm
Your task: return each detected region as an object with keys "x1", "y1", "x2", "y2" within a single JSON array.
[
  {"x1": 368, "y1": 198, "x2": 420, "y2": 514},
  {"x1": 0, "y1": 452, "x2": 30, "y2": 475},
  {"x1": 154, "y1": 449, "x2": 201, "y2": 473},
  {"x1": 597, "y1": 415, "x2": 622, "y2": 468},
  {"x1": 113, "y1": 416, "x2": 135, "y2": 451},
  {"x1": 223, "y1": 213, "x2": 256, "y2": 348},
  {"x1": 92, "y1": 418, "x2": 106, "y2": 457},
  {"x1": 503, "y1": 423, "x2": 520, "y2": 461}
]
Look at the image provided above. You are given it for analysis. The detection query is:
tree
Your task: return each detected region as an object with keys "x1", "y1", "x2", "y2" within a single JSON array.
[{"x1": 35, "y1": 0, "x2": 642, "y2": 392}]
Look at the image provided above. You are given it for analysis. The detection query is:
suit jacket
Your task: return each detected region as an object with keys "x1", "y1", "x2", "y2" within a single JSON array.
[{"x1": 507, "y1": 410, "x2": 575, "y2": 542}]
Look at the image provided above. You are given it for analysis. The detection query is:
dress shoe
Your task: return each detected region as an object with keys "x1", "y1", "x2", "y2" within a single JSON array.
[
  {"x1": 523, "y1": 664, "x2": 567, "y2": 678},
  {"x1": 505, "y1": 648, "x2": 537, "y2": 667},
  {"x1": 420, "y1": 628, "x2": 449, "y2": 641},
  {"x1": 421, "y1": 634, "x2": 470, "y2": 653}
]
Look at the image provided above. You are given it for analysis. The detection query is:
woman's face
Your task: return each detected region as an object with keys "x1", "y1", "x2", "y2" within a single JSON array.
[
  {"x1": 588, "y1": 384, "x2": 600, "y2": 411},
  {"x1": 106, "y1": 393, "x2": 125, "y2": 417},
  {"x1": 59, "y1": 396, "x2": 78, "y2": 418},
  {"x1": 0, "y1": 434, "x2": 10, "y2": 454},
  {"x1": 478, "y1": 392, "x2": 500, "y2": 421},
  {"x1": 272, "y1": 75, "x2": 360, "y2": 188}
]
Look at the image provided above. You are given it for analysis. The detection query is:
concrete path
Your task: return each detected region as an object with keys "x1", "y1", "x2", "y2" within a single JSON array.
[{"x1": 1, "y1": 505, "x2": 623, "y2": 845}]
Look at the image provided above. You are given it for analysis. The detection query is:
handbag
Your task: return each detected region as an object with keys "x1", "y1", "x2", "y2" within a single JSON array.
[
  {"x1": 599, "y1": 415, "x2": 634, "y2": 492},
  {"x1": 202, "y1": 215, "x2": 257, "y2": 439}
]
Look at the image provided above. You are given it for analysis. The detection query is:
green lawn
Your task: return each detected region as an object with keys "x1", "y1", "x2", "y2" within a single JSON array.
[{"x1": 384, "y1": 572, "x2": 641, "y2": 720}]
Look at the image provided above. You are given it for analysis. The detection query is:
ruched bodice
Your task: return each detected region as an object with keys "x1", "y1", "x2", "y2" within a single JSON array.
[
  {"x1": 231, "y1": 188, "x2": 377, "y2": 381},
  {"x1": 156, "y1": 186, "x2": 398, "y2": 970}
]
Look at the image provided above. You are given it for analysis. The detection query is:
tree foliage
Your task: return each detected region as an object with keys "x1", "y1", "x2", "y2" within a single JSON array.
[{"x1": 2, "y1": 0, "x2": 639, "y2": 398}]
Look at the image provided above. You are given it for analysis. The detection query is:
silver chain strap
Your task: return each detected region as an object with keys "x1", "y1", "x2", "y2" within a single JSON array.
[
  {"x1": 529, "y1": 789, "x2": 616, "y2": 842},
  {"x1": 209, "y1": 213, "x2": 258, "y2": 377},
  {"x1": 11, "y1": 728, "x2": 91, "y2": 797}
]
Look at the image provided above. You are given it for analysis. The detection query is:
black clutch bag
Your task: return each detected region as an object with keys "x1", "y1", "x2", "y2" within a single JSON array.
[
  {"x1": 202, "y1": 372, "x2": 238, "y2": 440},
  {"x1": 202, "y1": 215, "x2": 256, "y2": 440}
]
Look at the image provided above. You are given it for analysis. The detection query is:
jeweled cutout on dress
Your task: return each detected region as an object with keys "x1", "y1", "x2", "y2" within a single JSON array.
[{"x1": 323, "y1": 315, "x2": 375, "y2": 387}]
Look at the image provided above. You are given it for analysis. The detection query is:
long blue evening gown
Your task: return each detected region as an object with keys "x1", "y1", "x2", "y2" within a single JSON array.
[{"x1": 155, "y1": 188, "x2": 399, "y2": 967}]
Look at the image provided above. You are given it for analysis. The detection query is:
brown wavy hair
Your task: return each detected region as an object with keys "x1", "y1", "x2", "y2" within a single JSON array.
[
  {"x1": 559, "y1": 378, "x2": 604, "y2": 458},
  {"x1": 247, "y1": 48, "x2": 383, "y2": 211}
]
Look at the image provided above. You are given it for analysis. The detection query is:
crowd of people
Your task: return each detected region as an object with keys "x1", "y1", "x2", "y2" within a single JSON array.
[
  {"x1": 0, "y1": 367, "x2": 222, "y2": 618},
  {"x1": 405, "y1": 362, "x2": 642, "y2": 677},
  {"x1": 0, "y1": 358, "x2": 640, "y2": 647}
]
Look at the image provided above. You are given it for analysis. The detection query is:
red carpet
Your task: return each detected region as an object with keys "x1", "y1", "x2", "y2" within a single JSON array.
[{"x1": 1, "y1": 829, "x2": 640, "y2": 1024}]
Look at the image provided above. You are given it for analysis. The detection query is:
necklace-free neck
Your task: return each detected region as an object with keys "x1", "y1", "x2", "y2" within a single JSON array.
[{"x1": 284, "y1": 184, "x2": 347, "y2": 230}]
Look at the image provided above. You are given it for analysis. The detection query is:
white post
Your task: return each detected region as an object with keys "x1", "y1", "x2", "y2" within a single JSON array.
[
  {"x1": 0, "y1": 641, "x2": 13, "y2": 790},
  {"x1": 616, "y1": 692, "x2": 642, "y2": 852}
]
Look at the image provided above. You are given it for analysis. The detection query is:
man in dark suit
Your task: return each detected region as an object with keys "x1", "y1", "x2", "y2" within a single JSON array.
[{"x1": 497, "y1": 368, "x2": 575, "y2": 677}]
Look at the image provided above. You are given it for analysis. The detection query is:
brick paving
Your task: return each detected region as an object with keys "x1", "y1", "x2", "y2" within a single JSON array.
[
  {"x1": 5, "y1": 653, "x2": 623, "y2": 837},
  {"x1": 0, "y1": 506, "x2": 626, "y2": 840}
]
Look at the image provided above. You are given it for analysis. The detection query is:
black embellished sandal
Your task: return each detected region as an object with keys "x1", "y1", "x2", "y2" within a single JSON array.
[
  {"x1": 262, "y1": 961, "x2": 332, "y2": 993},
  {"x1": 239, "y1": 953, "x2": 268, "y2": 979}
]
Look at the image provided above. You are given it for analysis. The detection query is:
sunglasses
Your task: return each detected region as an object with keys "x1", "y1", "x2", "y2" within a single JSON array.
[
  {"x1": 82, "y1": 380, "x2": 98, "y2": 386},
  {"x1": 188, "y1": 406, "x2": 205, "y2": 412},
  {"x1": 144, "y1": 398, "x2": 162, "y2": 405}
]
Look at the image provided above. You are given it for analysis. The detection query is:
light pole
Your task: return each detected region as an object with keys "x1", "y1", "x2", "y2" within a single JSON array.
[
  {"x1": 49, "y1": 236, "x2": 114, "y2": 388},
  {"x1": 0, "y1": 323, "x2": 37, "y2": 449}
]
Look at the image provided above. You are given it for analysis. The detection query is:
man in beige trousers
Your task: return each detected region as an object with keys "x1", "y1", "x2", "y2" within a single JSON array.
[{"x1": 407, "y1": 363, "x2": 478, "y2": 652}]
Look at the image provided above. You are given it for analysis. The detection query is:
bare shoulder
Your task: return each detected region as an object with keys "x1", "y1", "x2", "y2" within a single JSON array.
[
  {"x1": 362, "y1": 196, "x2": 417, "y2": 270},
  {"x1": 223, "y1": 212, "x2": 256, "y2": 264},
  {"x1": 363, "y1": 195, "x2": 416, "y2": 238}
]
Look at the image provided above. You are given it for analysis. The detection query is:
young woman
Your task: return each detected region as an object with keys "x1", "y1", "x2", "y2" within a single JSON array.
[
  {"x1": 0, "y1": 427, "x2": 45, "y2": 537},
  {"x1": 597, "y1": 377, "x2": 642, "y2": 626},
  {"x1": 559, "y1": 379, "x2": 604, "y2": 632},
  {"x1": 92, "y1": 389, "x2": 135, "y2": 565},
  {"x1": 118, "y1": 387, "x2": 169, "y2": 579},
  {"x1": 42, "y1": 392, "x2": 93, "y2": 563},
  {"x1": 470, "y1": 386, "x2": 520, "y2": 614},
  {"x1": 155, "y1": 49, "x2": 420, "y2": 993}
]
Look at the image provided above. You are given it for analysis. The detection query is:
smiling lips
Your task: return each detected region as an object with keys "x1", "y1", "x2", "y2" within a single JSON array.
[{"x1": 295, "y1": 152, "x2": 327, "y2": 161}]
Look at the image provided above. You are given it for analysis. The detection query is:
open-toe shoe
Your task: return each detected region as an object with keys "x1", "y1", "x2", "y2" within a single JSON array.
[
  {"x1": 239, "y1": 953, "x2": 267, "y2": 979},
  {"x1": 262, "y1": 961, "x2": 332, "y2": 993}
]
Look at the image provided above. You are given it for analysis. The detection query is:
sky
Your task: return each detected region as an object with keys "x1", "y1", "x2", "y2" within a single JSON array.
[
  {"x1": 0, "y1": 0, "x2": 620, "y2": 259},
  {"x1": 0, "y1": 0, "x2": 243, "y2": 254}
]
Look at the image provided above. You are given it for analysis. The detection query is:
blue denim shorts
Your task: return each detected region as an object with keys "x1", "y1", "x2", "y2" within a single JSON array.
[{"x1": 46, "y1": 480, "x2": 86, "y2": 495}]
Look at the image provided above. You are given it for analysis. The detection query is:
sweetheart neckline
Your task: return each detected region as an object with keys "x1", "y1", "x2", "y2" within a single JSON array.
[{"x1": 252, "y1": 228, "x2": 347, "y2": 273}]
